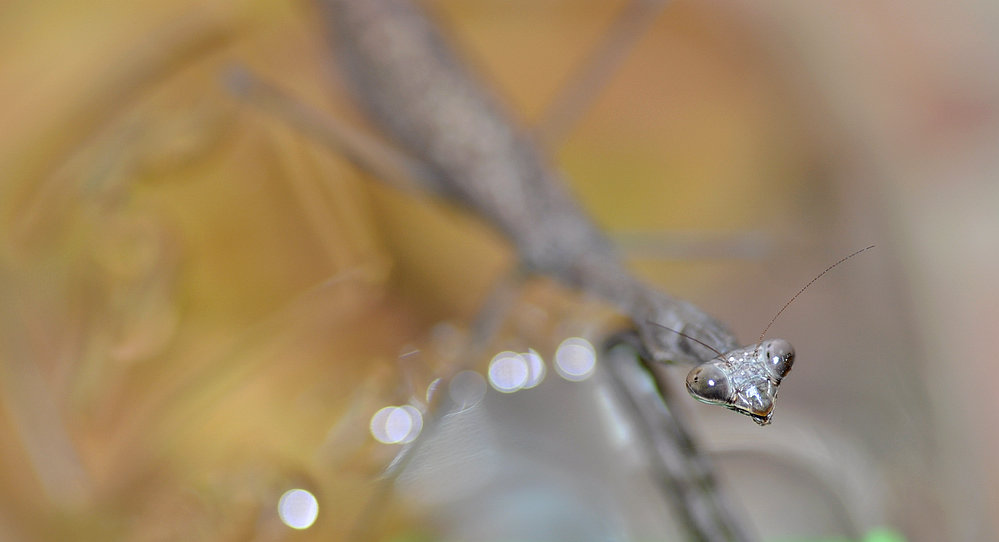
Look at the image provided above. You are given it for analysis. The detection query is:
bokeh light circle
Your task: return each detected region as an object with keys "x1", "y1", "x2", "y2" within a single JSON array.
[
  {"x1": 278, "y1": 489, "x2": 319, "y2": 530},
  {"x1": 369, "y1": 405, "x2": 423, "y2": 444},
  {"x1": 488, "y1": 351, "x2": 530, "y2": 393},
  {"x1": 449, "y1": 370, "x2": 487, "y2": 407},
  {"x1": 522, "y1": 349, "x2": 546, "y2": 389},
  {"x1": 555, "y1": 337, "x2": 597, "y2": 381}
]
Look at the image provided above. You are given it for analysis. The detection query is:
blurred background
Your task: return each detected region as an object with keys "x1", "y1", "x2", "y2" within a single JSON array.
[{"x1": 1, "y1": 0, "x2": 998, "y2": 540}]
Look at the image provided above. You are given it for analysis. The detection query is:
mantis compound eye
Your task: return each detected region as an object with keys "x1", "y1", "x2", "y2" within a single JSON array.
[
  {"x1": 762, "y1": 339, "x2": 794, "y2": 380},
  {"x1": 685, "y1": 364, "x2": 733, "y2": 405}
]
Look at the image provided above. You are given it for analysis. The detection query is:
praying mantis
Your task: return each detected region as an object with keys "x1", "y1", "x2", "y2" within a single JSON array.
[
  {"x1": 294, "y1": 1, "x2": 876, "y2": 539},
  {"x1": 313, "y1": 0, "x2": 872, "y2": 426}
]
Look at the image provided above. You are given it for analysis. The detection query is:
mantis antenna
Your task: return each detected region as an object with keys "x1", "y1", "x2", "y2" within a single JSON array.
[
  {"x1": 649, "y1": 245, "x2": 875, "y2": 426},
  {"x1": 755, "y1": 245, "x2": 876, "y2": 347},
  {"x1": 647, "y1": 245, "x2": 875, "y2": 361},
  {"x1": 646, "y1": 321, "x2": 724, "y2": 359}
]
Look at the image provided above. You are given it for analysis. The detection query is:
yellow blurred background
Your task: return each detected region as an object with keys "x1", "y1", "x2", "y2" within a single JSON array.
[{"x1": 1, "y1": 1, "x2": 997, "y2": 540}]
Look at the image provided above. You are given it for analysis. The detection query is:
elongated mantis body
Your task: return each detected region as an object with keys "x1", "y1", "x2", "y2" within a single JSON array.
[{"x1": 314, "y1": 0, "x2": 738, "y2": 370}]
